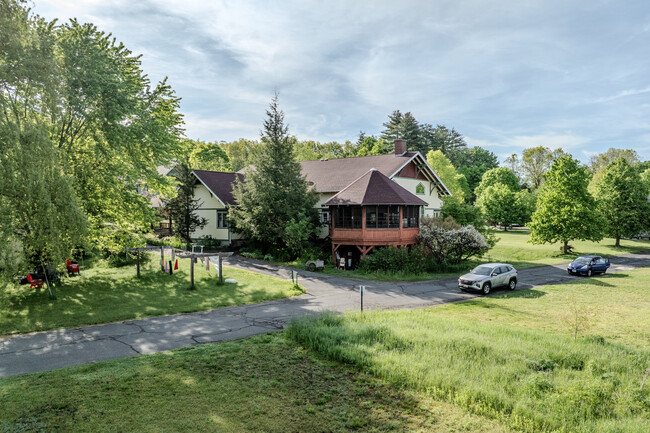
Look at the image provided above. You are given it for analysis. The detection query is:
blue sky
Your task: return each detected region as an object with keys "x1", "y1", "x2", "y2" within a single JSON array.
[{"x1": 35, "y1": 0, "x2": 650, "y2": 162}]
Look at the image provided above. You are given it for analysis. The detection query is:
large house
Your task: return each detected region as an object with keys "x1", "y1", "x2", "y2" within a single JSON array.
[{"x1": 189, "y1": 140, "x2": 451, "y2": 265}]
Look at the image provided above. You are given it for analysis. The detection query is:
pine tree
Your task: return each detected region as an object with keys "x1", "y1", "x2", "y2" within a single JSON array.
[
  {"x1": 229, "y1": 95, "x2": 319, "y2": 254},
  {"x1": 167, "y1": 160, "x2": 207, "y2": 250},
  {"x1": 381, "y1": 110, "x2": 404, "y2": 142}
]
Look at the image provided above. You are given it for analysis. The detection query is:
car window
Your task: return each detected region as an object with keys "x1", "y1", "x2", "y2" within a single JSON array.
[
  {"x1": 493, "y1": 267, "x2": 502, "y2": 275},
  {"x1": 574, "y1": 257, "x2": 591, "y2": 264},
  {"x1": 472, "y1": 266, "x2": 493, "y2": 276},
  {"x1": 596, "y1": 258, "x2": 605, "y2": 265}
]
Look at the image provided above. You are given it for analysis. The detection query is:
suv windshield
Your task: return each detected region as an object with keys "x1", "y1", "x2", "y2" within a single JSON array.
[
  {"x1": 573, "y1": 257, "x2": 593, "y2": 264},
  {"x1": 472, "y1": 266, "x2": 493, "y2": 276}
]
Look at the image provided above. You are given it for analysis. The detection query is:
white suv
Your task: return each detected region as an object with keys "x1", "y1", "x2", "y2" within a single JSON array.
[{"x1": 458, "y1": 263, "x2": 518, "y2": 295}]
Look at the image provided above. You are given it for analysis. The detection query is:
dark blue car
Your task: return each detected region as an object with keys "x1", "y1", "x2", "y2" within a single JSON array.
[{"x1": 567, "y1": 255, "x2": 610, "y2": 276}]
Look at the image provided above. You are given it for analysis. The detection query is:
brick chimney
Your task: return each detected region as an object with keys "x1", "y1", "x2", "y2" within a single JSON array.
[{"x1": 394, "y1": 139, "x2": 407, "y2": 155}]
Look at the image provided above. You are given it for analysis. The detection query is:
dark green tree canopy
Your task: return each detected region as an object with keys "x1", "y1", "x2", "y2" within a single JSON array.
[
  {"x1": 529, "y1": 157, "x2": 604, "y2": 253},
  {"x1": 592, "y1": 158, "x2": 650, "y2": 246},
  {"x1": 474, "y1": 167, "x2": 520, "y2": 199},
  {"x1": 229, "y1": 95, "x2": 319, "y2": 254}
]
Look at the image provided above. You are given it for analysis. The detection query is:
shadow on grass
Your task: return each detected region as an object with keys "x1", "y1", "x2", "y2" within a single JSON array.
[{"x1": 0, "y1": 264, "x2": 297, "y2": 336}]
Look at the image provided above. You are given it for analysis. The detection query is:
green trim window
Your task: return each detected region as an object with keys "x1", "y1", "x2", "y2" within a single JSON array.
[
  {"x1": 416, "y1": 183, "x2": 425, "y2": 195},
  {"x1": 216, "y1": 211, "x2": 228, "y2": 228}
]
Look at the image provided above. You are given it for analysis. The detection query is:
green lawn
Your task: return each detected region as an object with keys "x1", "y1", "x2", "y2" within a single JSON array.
[
  {"x1": 288, "y1": 267, "x2": 650, "y2": 432},
  {"x1": 0, "y1": 334, "x2": 515, "y2": 433},
  {"x1": 318, "y1": 230, "x2": 650, "y2": 282},
  {"x1": 1, "y1": 264, "x2": 648, "y2": 432},
  {"x1": 0, "y1": 256, "x2": 302, "y2": 336}
]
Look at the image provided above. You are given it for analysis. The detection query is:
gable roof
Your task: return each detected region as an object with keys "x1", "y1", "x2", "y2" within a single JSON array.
[
  {"x1": 299, "y1": 152, "x2": 451, "y2": 196},
  {"x1": 325, "y1": 169, "x2": 428, "y2": 206},
  {"x1": 192, "y1": 170, "x2": 243, "y2": 206}
]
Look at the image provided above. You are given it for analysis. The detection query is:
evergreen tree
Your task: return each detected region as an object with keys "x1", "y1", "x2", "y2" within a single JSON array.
[
  {"x1": 381, "y1": 110, "x2": 421, "y2": 152},
  {"x1": 167, "y1": 160, "x2": 207, "y2": 250},
  {"x1": 420, "y1": 124, "x2": 467, "y2": 164},
  {"x1": 593, "y1": 158, "x2": 650, "y2": 246},
  {"x1": 529, "y1": 157, "x2": 604, "y2": 253},
  {"x1": 229, "y1": 95, "x2": 319, "y2": 254}
]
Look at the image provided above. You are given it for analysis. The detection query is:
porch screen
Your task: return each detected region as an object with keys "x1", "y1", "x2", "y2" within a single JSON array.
[{"x1": 335, "y1": 206, "x2": 362, "y2": 228}]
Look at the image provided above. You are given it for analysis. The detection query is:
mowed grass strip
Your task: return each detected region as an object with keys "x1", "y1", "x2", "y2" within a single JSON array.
[
  {"x1": 287, "y1": 268, "x2": 650, "y2": 432},
  {"x1": 0, "y1": 334, "x2": 515, "y2": 433},
  {"x1": 0, "y1": 257, "x2": 302, "y2": 336},
  {"x1": 485, "y1": 230, "x2": 650, "y2": 269},
  {"x1": 318, "y1": 231, "x2": 650, "y2": 282}
]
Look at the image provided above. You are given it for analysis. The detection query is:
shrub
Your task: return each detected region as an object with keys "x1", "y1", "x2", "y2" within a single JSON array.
[{"x1": 418, "y1": 217, "x2": 490, "y2": 264}]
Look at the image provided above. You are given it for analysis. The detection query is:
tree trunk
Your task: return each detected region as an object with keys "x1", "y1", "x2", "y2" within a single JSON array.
[
  {"x1": 563, "y1": 241, "x2": 569, "y2": 254},
  {"x1": 615, "y1": 236, "x2": 620, "y2": 247}
]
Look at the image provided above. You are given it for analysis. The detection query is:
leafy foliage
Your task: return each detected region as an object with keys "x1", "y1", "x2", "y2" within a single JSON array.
[
  {"x1": 426, "y1": 150, "x2": 471, "y2": 202},
  {"x1": 418, "y1": 217, "x2": 490, "y2": 264},
  {"x1": 187, "y1": 139, "x2": 230, "y2": 171},
  {"x1": 592, "y1": 158, "x2": 650, "y2": 246},
  {"x1": 454, "y1": 147, "x2": 500, "y2": 200},
  {"x1": 474, "y1": 167, "x2": 520, "y2": 199},
  {"x1": 0, "y1": 1, "x2": 184, "y2": 271},
  {"x1": 529, "y1": 157, "x2": 604, "y2": 253},
  {"x1": 476, "y1": 184, "x2": 518, "y2": 228},
  {"x1": 229, "y1": 95, "x2": 319, "y2": 255}
]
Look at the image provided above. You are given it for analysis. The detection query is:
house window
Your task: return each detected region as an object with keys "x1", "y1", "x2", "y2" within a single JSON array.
[
  {"x1": 366, "y1": 205, "x2": 400, "y2": 229},
  {"x1": 216, "y1": 211, "x2": 228, "y2": 228},
  {"x1": 403, "y1": 206, "x2": 420, "y2": 228},
  {"x1": 335, "y1": 206, "x2": 362, "y2": 228},
  {"x1": 320, "y1": 209, "x2": 330, "y2": 224},
  {"x1": 416, "y1": 183, "x2": 425, "y2": 195}
]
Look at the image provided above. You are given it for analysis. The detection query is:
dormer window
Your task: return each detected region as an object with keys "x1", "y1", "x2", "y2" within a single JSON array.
[{"x1": 415, "y1": 183, "x2": 425, "y2": 195}]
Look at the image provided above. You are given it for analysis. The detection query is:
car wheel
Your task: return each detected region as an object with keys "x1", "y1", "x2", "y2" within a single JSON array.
[
  {"x1": 508, "y1": 278, "x2": 517, "y2": 290},
  {"x1": 482, "y1": 282, "x2": 491, "y2": 295},
  {"x1": 306, "y1": 263, "x2": 316, "y2": 271},
  {"x1": 587, "y1": 269, "x2": 592, "y2": 277}
]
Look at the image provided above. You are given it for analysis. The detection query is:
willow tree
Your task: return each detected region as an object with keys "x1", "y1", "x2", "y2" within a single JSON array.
[{"x1": 0, "y1": 0, "x2": 185, "y2": 269}]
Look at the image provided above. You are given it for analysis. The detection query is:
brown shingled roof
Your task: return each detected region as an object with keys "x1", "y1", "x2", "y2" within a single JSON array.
[
  {"x1": 192, "y1": 170, "x2": 244, "y2": 206},
  {"x1": 325, "y1": 169, "x2": 428, "y2": 206},
  {"x1": 299, "y1": 152, "x2": 418, "y2": 192}
]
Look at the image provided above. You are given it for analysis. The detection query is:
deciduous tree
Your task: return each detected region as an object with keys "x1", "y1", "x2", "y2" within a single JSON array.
[
  {"x1": 474, "y1": 167, "x2": 520, "y2": 198},
  {"x1": 529, "y1": 157, "x2": 604, "y2": 253},
  {"x1": 592, "y1": 158, "x2": 650, "y2": 246},
  {"x1": 426, "y1": 150, "x2": 470, "y2": 202}
]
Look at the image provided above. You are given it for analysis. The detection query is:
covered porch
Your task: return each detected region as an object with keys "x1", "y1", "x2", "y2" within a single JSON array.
[{"x1": 325, "y1": 168, "x2": 427, "y2": 268}]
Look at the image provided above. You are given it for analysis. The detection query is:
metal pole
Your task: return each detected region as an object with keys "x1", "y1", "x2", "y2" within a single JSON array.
[
  {"x1": 360, "y1": 285, "x2": 364, "y2": 311},
  {"x1": 136, "y1": 250, "x2": 140, "y2": 278},
  {"x1": 42, "y1": 262, "x2": 55, "y2": 300},
  {"x1": 160, "y1": 246, "x2": 164, "y2": 272}
]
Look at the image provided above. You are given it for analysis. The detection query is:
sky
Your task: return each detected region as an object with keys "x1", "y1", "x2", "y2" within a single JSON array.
[{"x1": 33, "y1": 0, "x2": 650, "y2": 162}]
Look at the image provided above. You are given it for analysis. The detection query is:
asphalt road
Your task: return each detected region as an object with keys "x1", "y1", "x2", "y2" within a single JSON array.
[{"x1": 1, "y1": 252, "x2": 648, "y2": 378}]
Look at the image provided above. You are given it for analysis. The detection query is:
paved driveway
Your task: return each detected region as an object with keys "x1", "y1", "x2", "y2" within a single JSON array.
[{"x1": 1, "y1": 252, "x2": 648, "y2": 378}]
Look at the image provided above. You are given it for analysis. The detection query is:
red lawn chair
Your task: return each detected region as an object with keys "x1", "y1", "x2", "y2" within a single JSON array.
[
  {"x1": 66, "y1": 259, "x2": 80, "y2": 276},
  {"x1": 27, "y1": 274, "x2": 44, "y2": 289}
]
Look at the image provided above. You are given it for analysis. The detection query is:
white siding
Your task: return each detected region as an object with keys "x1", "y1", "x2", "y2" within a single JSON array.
[
  {"x1": 191, "y1": 185, "x2": 232, "y2": 242},
  {"x1": 392, "y1": 177, "x2": 443, "y2": 218}
]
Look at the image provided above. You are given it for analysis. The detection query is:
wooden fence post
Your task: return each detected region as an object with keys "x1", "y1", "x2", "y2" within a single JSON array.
[
  {"x1": 190, "y1": 255, "x2": 195, "y2": 290},
  {"x1": 136, "y1": 250, "x2": 140, "y2": 278}
]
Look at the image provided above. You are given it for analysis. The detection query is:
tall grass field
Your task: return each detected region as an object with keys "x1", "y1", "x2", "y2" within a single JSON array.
[{"x1": 288, "y1": 268, "x2": 650, "y2": 432}]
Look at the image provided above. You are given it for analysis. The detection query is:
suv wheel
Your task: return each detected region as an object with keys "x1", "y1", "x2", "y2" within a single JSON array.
[
  {"x1": 508, "y1": 278, "x2": 517, "y2": 290},
  {"x1": 482, "y1": 282, "x2": 491, "y2": 295}
]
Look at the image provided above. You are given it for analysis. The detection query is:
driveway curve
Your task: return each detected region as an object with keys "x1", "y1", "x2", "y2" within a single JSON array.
[{"x1": 1, "y1": 251, "x2": 648, "y2": 378}]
